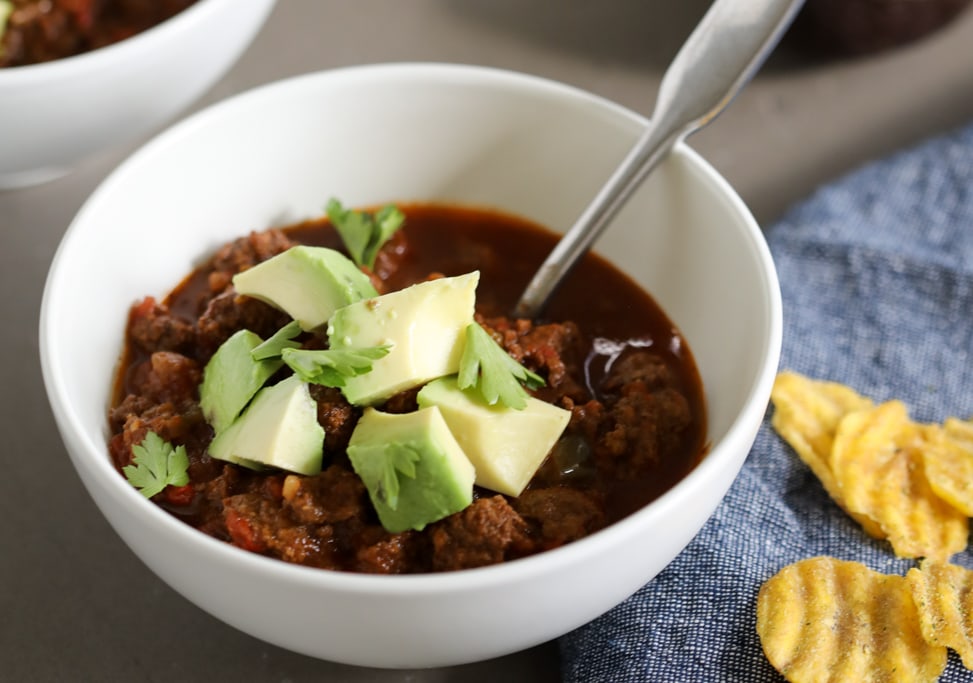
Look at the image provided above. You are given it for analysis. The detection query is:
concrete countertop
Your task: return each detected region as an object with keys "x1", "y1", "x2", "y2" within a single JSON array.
[{"x1": 3, "y1": 1, "x2": 973, "y2": 680}]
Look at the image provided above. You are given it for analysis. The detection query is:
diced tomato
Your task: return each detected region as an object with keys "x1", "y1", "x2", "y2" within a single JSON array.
[
  {"x1": 163, "y1": 483, "x2": 195, "y2": 507},
  {"x1": 55, "y1": 0, "x2": 98, "y2": 30},
  {"x1": 224, "y1": 509, "x2": 266, "y2": 553},
  {"x1": 129, "y1": 296, "x2": 159, "y2": 323}
]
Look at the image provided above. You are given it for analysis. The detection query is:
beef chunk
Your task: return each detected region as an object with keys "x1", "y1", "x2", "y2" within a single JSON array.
[
  {"x1": 126, "y1": 351, "x2": 201, "y2": 404},
  {"x1": 269, "y1": 525, "x2": 339, "y2": 569},
  {"x1": 382, "y1": 387, "x2": 420, "y2": 414},
  {"x1": 513, "y1": 487, "x2": 605, "y2": 548},
  {"x1": 309, "y1": 386, "x2": 360, "y2": 454},
  {"x1": 196, "y1": 290, "x2": 292, "y2": 358},
  {"x1": 209, "y1": 229, "x2": 297, "y2": 278},
  {"x1": 602, "y1": 350, "x2": 674, "y2": 393},
  {"x1": 478, "y1": 316, "x2": 587, "y2": 400},
  {"x1": 127, "y1": 297, "x2": 195, "y2": 355},
  {"x1": 429, "y1": 496, "x2": 531, "y2": 571},
  {"x1": 598, "y1": 385, "x2": 691, "y2": 479},
  {"x1": 222, "y1": 493, "x2": 287, "y2": 554},
  {"x1": 282, "y1": 467, "x2": 369, "y2": 525},
  {"x1": 107, "y1": 352, "x2": 205, "y2": 471},
  {"x1": 352, "y1": 526, "x2": 421, "y2": 574}
]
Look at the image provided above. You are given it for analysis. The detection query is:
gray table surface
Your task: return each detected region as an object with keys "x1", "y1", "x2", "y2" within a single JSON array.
[{"x1": 4, "y1": 1, "x2": 973, "y2": 681}]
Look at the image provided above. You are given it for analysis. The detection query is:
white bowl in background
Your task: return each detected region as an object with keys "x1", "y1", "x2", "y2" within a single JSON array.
[
  {"x1": 0, "y1": 0, "x2": 276, "y2": 189},
  {"x1": 40, "y1": 63, "x2": 782, "y2": 668}
]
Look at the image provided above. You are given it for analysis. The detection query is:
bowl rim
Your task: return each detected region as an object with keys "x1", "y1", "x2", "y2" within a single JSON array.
[
  {"x1": 39, "y1": 61, "x2": 782, "y2": 594},
  {"x1": 0, "y1": 0, "x2": 273, "y2": 84}
]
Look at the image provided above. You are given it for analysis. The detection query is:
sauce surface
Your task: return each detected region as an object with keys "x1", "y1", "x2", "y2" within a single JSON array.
[{"x1": 109, "y1": 203, "x2": 707, "y2": 573}]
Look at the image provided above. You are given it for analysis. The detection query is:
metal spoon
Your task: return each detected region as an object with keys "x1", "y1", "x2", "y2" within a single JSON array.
[{"x1": 513, "y1": 0, "x2": 805, "y2": 319}]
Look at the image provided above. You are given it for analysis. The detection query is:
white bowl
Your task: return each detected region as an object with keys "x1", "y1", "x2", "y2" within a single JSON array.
[
  {"x1": 40, "y1": 63, "x2": 782, "y2": 668},
  {"x1": 0, "y1": 0, "x2": 276, "y2": 189}
]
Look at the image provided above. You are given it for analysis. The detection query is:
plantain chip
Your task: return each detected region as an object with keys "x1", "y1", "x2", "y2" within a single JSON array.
[
  {"x1": 757, "y1": 556, "x2": 947, "y2": 683},
  {"x1": 907, "y1": 559, "x2": 973, "y2": 671},
  {"x1": 920, "y1": 419, "x2": 973, "y2": 517},
  {"x1": 770, "y1": 371, "x2": 884, "y2": 538},
  {"x1": 831, "y1": 401, "x2": 968, "y2": 561},
  {"x1": 944, "y1": 417, "x2": 973, "y2": 449}
]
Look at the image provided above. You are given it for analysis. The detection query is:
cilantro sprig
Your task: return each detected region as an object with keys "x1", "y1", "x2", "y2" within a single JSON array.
[
  {"x1": 250, "y1": 322, "x2": 390, "y2": 387},
  {"x1": 123, "y1": 431, "x2": 190, "y2": 499},
  {"x1": 457, "y1": 323, "x2": 545, "y2": 410},
  {"x1": 326, "y1": 198, "x2": 404, "y2": 269},
  {"x1": 281, "y1": 345, "x2": 391, "y2": 387},
  {"x1": 250, "y1": 320, "x2": 302, "y2": 361},
  {"x1": 367, "y1": 442, "x2": 421, "y2": 510}
]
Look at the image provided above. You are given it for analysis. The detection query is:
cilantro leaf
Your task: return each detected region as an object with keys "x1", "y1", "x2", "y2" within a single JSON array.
[
  {"x1": 251, "y1": 320, "x2": 303, "y2": 360},
  {"x1": 281, "y1": 345, "x2": 391, "y2": 387},
  {"x1": 370, "y1": 442, "x2": 421, "y2": 510},
  {"x1": 326, "y1": 198, "x2": 405, "y2": 269},
  {"x1": 123, "y1": 431, "x2": 190, "y2": 499},
  {"x1": 457, "y1": 323, "x2": 545, "y2": 410}
]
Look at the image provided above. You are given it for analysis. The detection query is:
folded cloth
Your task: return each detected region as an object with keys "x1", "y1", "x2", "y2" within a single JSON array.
[{"x1": 558, "y1": 120, "x2": 973, "y2": 682}]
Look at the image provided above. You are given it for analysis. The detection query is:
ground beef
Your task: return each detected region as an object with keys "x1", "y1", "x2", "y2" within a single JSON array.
[
  {"x1": 513, "y1": 487, "x2": 606, "y2": 549},
  {"x1": 478, "y1": 315, "x2": 587, "y2": 401},
  {"x1": 108, "y1": 351, "x2": 205, "y2": 470},
  {"x1": 309, "y1": 386, "x2": 360, "y2": 455},
  {"x1": 191, "y1": 230, "x2": 300, "y2": 356},
  {"x1": 210, "y1": 229, "x2": 297, "y2": 281},
  {"x1": 595, "y1": 352, "x2": 693, "y2": 480},
  {"x1": 196, "y1": 290, "x2": 292, "y2": 358},
  {"x1": 1, "y1": 0, "x2": 197, "y2": 68},
  {"x1": 283, "y1": 467, "x2": 369, "y2": 525},
  {"x1": 381, "y1": 387, "x2": 421, "y2": 414},
  {"x1": 214, "y1": 466, "x2": 429, "y2": 573},
  {"x1": 127, "y1": 298, "x2": 196, "y2": 356},
  {"x1": 126, "y1": 351, "x2": 201, "y2": 404},
  {"x1": 351, "y1": 526, "x2": 421, "y2": 574},
  {"x1": 429, "y1": 496, "x2": 532, "y2": 571},
  {"x1": 602, "y1": 351, "x2": 675, "y2": 393},
  {"x1": 268, "y1": 525, "x2": 339, "y2": 568}
]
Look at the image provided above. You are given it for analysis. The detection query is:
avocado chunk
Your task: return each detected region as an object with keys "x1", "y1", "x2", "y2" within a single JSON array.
[
  {"x1": 327, "y1": 271, "x2": 479, "y2": 406},
  {"x1": 208, "y1": 375, "x2": 325, "y2": 475},
  {"x1": 232, "y1": 245, "x2": 378, "y2": 331},
  {"x1": 199, "y1": 329, "x2": 284, "y2": 434},
  {"x1": 347, "y1": 406, "x2": 475, "y2": 532},
  {"x1": 417, "y1": 376, "x2": 571, "y2": 496}
]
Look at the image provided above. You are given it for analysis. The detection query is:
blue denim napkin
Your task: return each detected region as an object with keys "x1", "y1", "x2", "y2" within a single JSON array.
[{"x1": 559, "y1": 121, "x2": 973, "y2": 682}]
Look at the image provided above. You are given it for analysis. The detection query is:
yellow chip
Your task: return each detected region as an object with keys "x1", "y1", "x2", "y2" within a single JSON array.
[
  {"x1": 757, "y1": 556, "x2": 947, "y2": 682},
  {"x1": 831, "y1": 401, "x2": 968, "y2": 560},
  {"x1": 920, "y1": 420, "x2": 973, "y2": 516},
  {"x1": 770, "y1": 371, "x2": 884, "y2": 538},
  {"x1": 907, "y1": 560, "x2": 973, "y2": 670},
  {"x1": 945, "y1": 416, "x2": 973, "y2": 449}
]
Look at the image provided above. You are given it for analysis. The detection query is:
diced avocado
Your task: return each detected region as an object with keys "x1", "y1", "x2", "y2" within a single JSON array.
[
  {"x1": 417, "y1": 376, "x2": 571, "y2": 496},
  {"x1": 327, "y1": 271, "x2": 479, "y2": 406},
  {"x1": 232, "y1": 245, "x2": 378, "y2": 331},
  {"x1": 200, "y1": 329, "x2": 283, "y2": 434},
  {"x1": 0, "y1": 3, "x2": 12, "y2": 44},
  {"x1": 208, "y1": 375, "x2": 324, "y2": 475},
  {"x1": 347, "y1": 406, "x2": 474, "y2": 532}
]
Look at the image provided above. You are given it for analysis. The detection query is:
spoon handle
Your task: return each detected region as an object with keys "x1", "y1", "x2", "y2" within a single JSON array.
[{"x1": 513, "y1": 0, "x2": 805, "y2": 319}]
